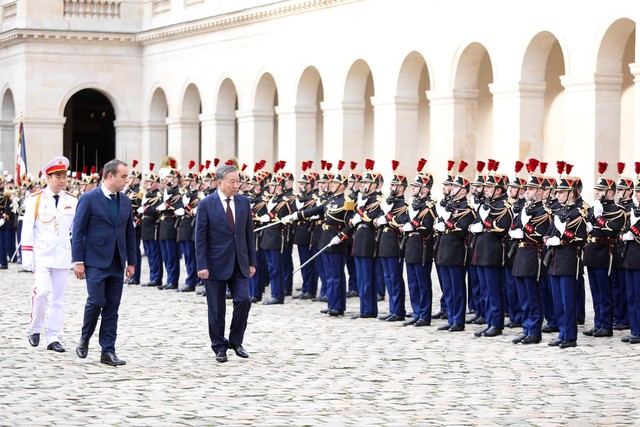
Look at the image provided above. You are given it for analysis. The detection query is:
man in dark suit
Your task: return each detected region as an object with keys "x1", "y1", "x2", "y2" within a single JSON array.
[
  {"x1": 196, "y1": 164, "x2": 257, "y2": 363},
  {"x1": 72, "y1": 159, "x2": 137, "y2": 366}
]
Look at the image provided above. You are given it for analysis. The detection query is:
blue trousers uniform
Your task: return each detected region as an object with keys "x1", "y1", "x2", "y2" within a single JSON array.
[
  {"x1": 381, "y1": 257, "x2": 406, "y2": 317},
  {"x1": 354, "y1": 256, "x2": 378, "y2": 316},
  {"x1": 264, "y1": 249, "x2": 285, "y2": 301},
  {"x1": 345, "y1": 251, "x2": 357, "y2": 293},
  {"x1": 549, "y1": 275, "x2": 578, "y2": 341},
  {"x1": 613, "y1": 269, "x2": 628, "y2": 326},
  {"x1": 587, "y1": 268, "x2": 614, "y2": 332},
  {"x1": 468, "y1": 265, "x2": 484, "y2": 319},
  {"x1": 477, "y1": 266, "x2": 504, "y2": 329},
  {"x1": 179, "y1": 240, "x2": 197, "y2": 286},
  {"x1": 577, "y1": 272, "x2": 586, "y2": 324},
  {"x1": 539, "y1": 276, "x2": 557, "y2": 328},
  {"x1": 313, "y1": 245, "x2": 327, "y2": 297},
  {"x1": 625, "y1": 270, "x2": 640, "y2": 337},
  {"x1": 515, "y1": 276, "x2": 542, "y2": 337},
  {"x1": 322, "y1": 252, "x2": 346, "y2": 311},
  {"x1": 283, "y1": 242, "x2": 294, "y2": 295},
  {"x1": 0, "y1": 228, "x2": 8, "y2": 265},
  {"x1": 504, "y1": 267, "x2": 523, "y2": 324},
  {"x1": 7, "y1": 228, "x2": 16, "y2": 262},
  {"x1": 159, "y1": 239, "x2": 180, "y2": 285},
  {"x1": 439, "y1": 265, "x2": 466, "y2": 326},
  {"x1": 407, "y1": 262, "x2": 433, "y2": 321},
  {"x1": 143, "y1": 239, "x2": 163, "y2": 283},
  {"x1": 297, "y1": 245, "x2": 318, "y2": 296},
  {"x1": 375, "y1": 258, "x2": 385, "y2": 299},
  {"x1": 435, "y1": 264, "x2": 449, "y2": 315}
]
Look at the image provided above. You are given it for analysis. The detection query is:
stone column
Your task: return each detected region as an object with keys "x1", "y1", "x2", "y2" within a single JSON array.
[
  {"x1": 200, "y1": 112, "x2": 236, "y2": 164},
  {"x1": 114, "y1": 120, "x2": 142, "y2": 164},
  {"x1": 320, "y1": 101, "x2": 365, "y2": 162},
  {"x1": 166, "y1": 116, "x2": 201, "y2": 168},
  {"x1": 629, "y1": 63, "x2": 640, "y2": 160},
  {"x1": 20, "y1": 116, "x2": 66, "y2": 172},
  {"x1": 142, "y1": 120, "x2": 167, "y2": 170},
  {"x1": 0, "y1": 119, "x2": 14, "y2": 174},
  {"x1": 274, "y1": 105, "x2": 317, "y2": 177},
  {"x1": 236, "y1": 109, "x2": 275, "y2": 167}
]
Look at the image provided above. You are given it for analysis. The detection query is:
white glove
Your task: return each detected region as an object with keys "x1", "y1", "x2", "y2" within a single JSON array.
[
  {"x1": 434, "y1": 221, "x2": 446, "y2": 232},
  {"x1": 174, "y1": 208, "x2": 185, "y2": 216},
  {"x1": 357, "y1": 193, "x2": 366, "y2": 208},
  {"x1": 309, "y1": 214, "x2": 320, "y2": 220},
  {"x1": 329, "y1": 236, "x2": 342, "y2": 246},
  {"x1": 622, "y1": 231, "x2": 635, "y2": 241},
  {"x1": 520, "y1": 210, "x2": 532, "y2": 226},
  {"x1": 21, "y1": 251, "x2": 34, "y2": 272},
  {"x1": 163, "y1": 190, "x2": 170, "y2": 201},
  {"x1": 191, "y1": 207, "x2": 197, "y2": 216},
  {"x1": 479, "y1": 205, "x2": 490, "y2": 221},
  {"x1": 137, "y1": 206, "x2": 145, "y2": 214},
  {"x1": 408, "y1": 204, "x2": 418, "y2": 220},
  {"x1": 402, "y1": 222, "x2": 414, "y2": 233},
  {"x1": 509, "y1": 228, "x2": 524, "y2": 239},
  {"x1": 259, "y1": 214, "x2": 271, "y2": 223},
  {"x1": 553, "y1": 216, "x2": 566, "y2": 235},
  {"x1": 546, "y1": 236, "x2": 561, "y2": 247},
  {"x1": 155, "y1": 203, "x2": 167, "y2": 212},
  {"x1": 267, "y1": 198, "x2": 277, "y2": 212},
  {"x1": 295, "y1": 199, "x2": 304, "y2": 210},
  {"x1": 586, "y1": 222, "x2": 594, "y2": 233},
  {"x1": 182, "y1": 194, "x2": 190, "y2": 206},
  {"x1": 282, "y1": 212, "x2": 298, "y2": 224},
  {"x1": 469, "y1": 222, "x2": 484, "y2": 234},
  {"x1": 631, "y1": 209, "x2": 638, "y2": 225},
  {"x1": 380, "y1": 200, "x2": 392, "y2": 214},
  {"x1": 375, "y1": 216, "x2": 388, "y2": 227},
  {"x1": 0, "y1": 218, "x2": 4, "y2": 227},
  {"x1": 350, "y1": 213, "x2": 362, "y2": 226},
  {"x1": 593, "y1": 199, "x2": 603, "y2": 217}
]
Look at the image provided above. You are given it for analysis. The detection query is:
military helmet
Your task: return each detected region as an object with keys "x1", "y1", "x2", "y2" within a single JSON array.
[
  {"x1": 331, "y1": 160, "x2": 348, "y2": 185},
  {"x1": 508, "y1": 160, "x2": 526, "y2": 189},
  {"x1": 615, "y1": 162, "x2": 634, "y2": 190},
  {"x1": 451, "y1": 160, "x2": 470, "y2": 190},
  {"x1": 472, "y1": 160, "x2": 486, "y2": 186},
  {"x1": 410, "y1": 158, "x2": 433, "y2": 189},
  {"x1": 594, "y1": 162, "x2": 616, "y2": 191},
  {"x1": 442, "y1": 160, "x2": 455, "y2": 184},
  {"x1": 390, "y1": 160, "x2": 408, "y2": 187}
]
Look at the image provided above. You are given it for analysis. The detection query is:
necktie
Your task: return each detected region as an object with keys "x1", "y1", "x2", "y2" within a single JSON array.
[
  {"x1": 53, "y1": 194, "x2": 59, "y2": 208},
  {"x1": 225, "y1": 198, "x2": 235, "y2": 232}
]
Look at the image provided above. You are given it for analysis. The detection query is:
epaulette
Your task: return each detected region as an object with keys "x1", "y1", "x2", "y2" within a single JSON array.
[
  {"x1": 543, "y1": 205, "x2": 553, "y2": 215},
  {"x1": 30, "y1": 190, "x2": 43, "y2": 197},
  {"x1": 64, "y1": 190, "x2": 77, "y2": 198},
  {"x1": 425, "y1": 198, "x2": 436, "y2": 209},
  {"x1": 345, "y1": 195, "x2": 353, "y2": 202}
]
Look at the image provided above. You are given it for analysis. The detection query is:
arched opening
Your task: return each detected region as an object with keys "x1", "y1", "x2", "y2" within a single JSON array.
[
  {"x1": 178, "y1": 83, "x2": 202, "y2": 167},
  {"x1": 215, "y1": 78, "x2": 239, "y2": 160},
  {"x1": 295, "y1": 66, "x2": 324, "y2": 175},
  {"x1": 343, "y1": 59, "x2": 374, "y2": 162},
  {"x1": 148, "y1": 88, "x2": 169, "y2": 167},
  {"x1": 63, "y1": 89, "x2": 115, "y2": 172},
  {"x1": 0, "y1": 89, "x2": 16, "y2": 173},
  {"x1": 254, "y1": 73, "x2": 278, "y2": 165}
]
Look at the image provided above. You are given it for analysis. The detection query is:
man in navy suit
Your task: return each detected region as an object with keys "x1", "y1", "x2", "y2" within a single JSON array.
[
  {"x1": 72, "y1": 159, "x2": 137, "y2": 366},
  {"x1": 196, "y1": 164, "x2": 257, "y2": 363}
]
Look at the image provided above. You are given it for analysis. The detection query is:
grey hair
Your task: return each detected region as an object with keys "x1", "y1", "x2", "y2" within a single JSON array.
[
  {"x1": 216, "y1": 165, "x2": 238, "y2": 181},
  {"x1": 102, "y1": 159, "x2": 128, "y2": 179}
]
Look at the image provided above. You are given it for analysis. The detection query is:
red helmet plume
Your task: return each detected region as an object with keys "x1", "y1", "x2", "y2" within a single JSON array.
[
  {"x1": 149, "y1": 163, "x2": 155, "y2": 172},
  {"x1": 365, "y1": 159, "x2": 375, "y2": 170},
  {"x1": 417, "y1": 158, "x2": 427, "y2": 172},
  {"x1": 617, "y1": 162, "x2": 625, "y2": 175},
  {"x1": 539, "y1": 162, "x2": 548, "y2": 175},
  {"x1": 565, "y1": 164, "x2": 574, "y2": 175},
  {"x1": 514, "y1": 160, "x2": 524, "y2": 174},
  {"x1": 132, "y1": 160, "x2": 139, "y2": 168},
  {"x1": 326, "y1": 162, "x2": 333, "y2": 171},
  {"x1": 301, "y1": 161, "x2": 308, "y2": 172},
  {"x1": 187, "y1": 160, "x2": 196, "y2": 170},
  {"x1": 350, "y1": 161, "x2": 357, "y2": 170},
  {"x1": 205, "y1": 160, "x2": 211, "y2": 169},
  {"x1": 82, "y1": 166, "x2": 88, "y2": 174},
  {"x1": 214, "y1": 158, "x2": 220, "y2": 167},
  {"x1": 391, "y1": 160, "x2": 400, "y2": 171},
  {"x1": 241, "y1": 164, "x2": 247, "y2": 172},
  {"x1": 635, "y1": 161, "x2": 640, "y2": 175},
  {"x1": 598, "y1": 162, "x2": 608, "y2": 175},
  {"x1": 337, "y1": 160, "x2": 345, "y2": 171},
  {"x1": 527, "y1": 158, "x2": 539, "y2": 173},
  {"x1": 307, "y1": 160, "x2": 314, "y2": 169},
  {"x1": 199, "y1": 164, "x2": 205, "y2": 173},
  {"x1": 476, "y1": 160, "x2": 486, "y2": 173},
  {"x1": 458, "y1": 160, "x2": 468, "y2": 174},
  {"x1": 446, "y1": 160, "x2": 455, "y2": 172},
  {"x1": 556, "y1": 161, "x2": 565, "y2": 175},
  {"x1": 320, "y1": 160, "x2": 327, "y2": 170},
  {"x1": 487, "y1": 159, "x2": 496, "y2": 172}
]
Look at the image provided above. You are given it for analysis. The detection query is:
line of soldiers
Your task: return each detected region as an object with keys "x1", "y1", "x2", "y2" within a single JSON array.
[{"x1": 5, "y1": 155, "x2": 640, "y2": 348}]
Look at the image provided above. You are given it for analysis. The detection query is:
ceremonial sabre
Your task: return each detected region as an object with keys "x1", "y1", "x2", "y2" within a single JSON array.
[
  {"x1": 253, "y1": 220, "x2": 283, "y2": 232},
  {"x1": 293, "y1": 241, "x2": 333, "y2": 275}
]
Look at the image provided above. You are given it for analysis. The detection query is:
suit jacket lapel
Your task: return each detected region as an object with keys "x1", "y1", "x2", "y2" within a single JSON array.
[
  {"x1": 97, "y1": 190, "x2": 116, "y2": 226},
  {"x1": 213, "y1": 192, "x2": 233, "y2": 232}
]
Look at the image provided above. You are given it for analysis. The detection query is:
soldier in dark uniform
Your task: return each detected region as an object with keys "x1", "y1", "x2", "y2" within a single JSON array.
[
  {"x1": 433, "y1": 160, "x2": 456, "y2": 320},
  {"x1": 470, "y1": 160, "x2": 513, "y2": 337},
  {"x1": 613, "y1": 162, "x2": 634, "y2": 330},
  {"x1": 433, "y1": 161, "x2": 475, "y2": 332},
  {"x1": 156, "y1": 161, "x2": 183, "y2": 290},
  {"x1": 247, "y1": 162, "x2": 269, "y2": 302},
  {"x1": 539, "y1": 166, "x2": 560, "y2": 333},
  {"x1": 176, "y1": 161, "x2": 201, "y2": 292},
  {"x1": 290, "y1": 161, "x2": 354, "y2": 316},
  {"x1": 125, "y1": 160, "x2": 143, "y2": 285},
  {"x1": 259, "y1": 164, "x2": 295, "y2": 305},
  {"x1": 509, "y1": 167, "x2": 551, "y2": 344},
  {"x1": 583, "y1": 162, "x2": 626, "y2": 338},
  {"x1": 139, "y1": 164, "x2": 164, "y2": 287},
  {"x1": 345, "y1": 162, "x2": 360, "y2": 298},
  {"x1": 466, "y1": 161, "x2": 487, "y2": 325},
  {"x1": 374, "y1": 161, "x2": 409, "y2": 322},
  {"x1": 0, "y1": 176, "x2": 11, "y2": 269},
  {"x1": 279, "y1": 163, "x2": 297, "y2": 297},
  {"x1": 544, "y1": 164, "x2": 588, "y2": 348},
  {"x1": 291, "y1": 162, "x2": 318, "y2": 300},
  {"x1": 620, "y1": 163, "x2": 640, "y2": 344},
  {"x1": 310, "y1": 161, "x2": 333, "y2": 302},
  {"x1": 347, "y1": 159, "x2": 383, "y2": 319},
  {"x1": 401, "y1": 158, "x2": 436, "y2": 327},
  {"x1": 504, "y1": 161, "x2": 526, "y2": 329}
]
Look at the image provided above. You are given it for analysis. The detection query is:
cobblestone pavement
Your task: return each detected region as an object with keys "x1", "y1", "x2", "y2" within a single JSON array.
[{"x1": 1, "y1": 257, "x2": 640, "y2": 426}]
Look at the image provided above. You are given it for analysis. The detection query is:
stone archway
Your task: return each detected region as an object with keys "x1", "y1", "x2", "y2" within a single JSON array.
[
  {"x1": 63, "y1": 89, "x2": 116, "y2": 172},
  {"x1": 0, "y1": 89, "x2": 16, "y2": 174}
]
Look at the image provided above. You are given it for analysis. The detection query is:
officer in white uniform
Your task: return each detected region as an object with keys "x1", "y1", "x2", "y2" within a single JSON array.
[{"x1": 22, "y1": 156, "x2": 77, "y2": 352}]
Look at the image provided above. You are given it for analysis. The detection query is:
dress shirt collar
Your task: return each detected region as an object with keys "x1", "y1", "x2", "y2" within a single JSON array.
[
  {"x1": 100, "y1": 184, "x2": 118, "y2": 199},
  {"x1": 217, "y1": 189, "x2": 234, "y2": 203}
]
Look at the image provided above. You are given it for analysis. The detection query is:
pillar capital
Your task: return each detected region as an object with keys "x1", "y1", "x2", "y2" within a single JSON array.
[
  {"x1": 488, "y1": 82, "x2": 546, "y2": 99},
  {"x1": 235, "y1": 109, "x2": 274, "y2": 123},
  {"x1": 425, "y1": 89, "x2": 478, "y2": 105},
  {"x1": 369, "y1": 95, "x2": 419, "y2": 111},
  {"x1": 166, "y1": 116, "x2": 200, "y2": 127},
  {"x1": 560, "y1": 73, "x2": 623, "y2": 92},
  {"x1": 274, "y1": 105, "x2": 317, "y2": 119},
  {"x1": 320, "y1": 101, "x2": 365, "y2": 115}
]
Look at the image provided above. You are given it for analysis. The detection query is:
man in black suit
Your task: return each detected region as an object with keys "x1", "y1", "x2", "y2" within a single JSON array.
[
  {"x1": 72, "y1": 159, "x2": 137, "y2": 366},
  {"x1": 195, "y1": 164, "x2": 257, "y2": 363}
]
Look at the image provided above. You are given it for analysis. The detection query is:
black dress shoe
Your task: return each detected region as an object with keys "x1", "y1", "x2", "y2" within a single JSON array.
[
  {"x1": 414, "y1": 319, "x2": 431, "y2": 327},
  {"x1": 547, "y1": 337, "x2": 563, "y2": 347},
  {"x1": 385, "y1": 314, "x2": 405, "y2": 322},
  {"x1": 201, "y1": 290, "x2": 207, "y2": 297},
  {"x1": 0, "y1": 264, "x2": 7, "y2": 269},
  {"x1": 474, "y1": 325, "x2": 491, "y2": 337},
  {"x1": 403, "y1": 318, "x2": 418, "y2": 326},
  {"x1": 215, "y1": 350, "x2": 228, "y2": 363},
  {"x1": 47, "y1": 341, "x2": 65, "y2": 352},
  {"x1": 472, "y1": 316, "x2": 486, "y2": 325},
  {"x1": 448, "y1": 324, "x2": 464, "y2": 332},
  {"x1": 141, "y1": 281, "x2": 161, "y2": 287},
  {"x1": 126, "y1": 279, "x2": 140, "y2": 285},
  {"x1": 262, "y1": 298, "x2": 284, "y2": 305},
  {"x1": 621, "y1": 335, "x2": 631, "y2": 343},
  {"x1": 506, "y1": 321, "x2": 522, "y2": 329},
  {"x1": 593, "y1": 328, "x2": 613, "y2": 337},
  {"x1": 76, "y1": 339, "x2": 88, "y2": 358},
  {"x1": 196, "y1": 288, "x2": 206, "y2": 295},
  {"x1": 465, "y1": 316, "x2": 478, "y2": 324},
  {"x1": 512, "y1": 333, "x2": 527, "y2": 344},
  {"x1": 328, "y1": 309, "x2": 344, "y2": 316},
  {"x1": 28, "y1": 332, "x2": 40, "y2": 347},
  {"x1": 483, "y1": 326, "x2": 503, "y2": 337},
  {"x1": 614, "y1": 323, "x2": 630, "y2": 331},
  {"x1": 378, "y1": 313, "x2": 392, "y2": 321},
  {"x1": 541, "y1": 324, "x2": 559, "y2": 333},
  {"x1": 432, "y1": 310, "x2": 445, "y2": 319},
  {"x1": 299, "y1": 293, "x2": 314, "y2": 300},
  {"x1": 629, "y1": 336, "x2": 640, "y2": 344},
  {"x1": 178, "y1": 285, "x2": 196, "y2": 292},
  {"x1": 437, "y1": 324, "x2": 452, "y2": 331},
  {"x1": 100, "y1": 352, "x2": 126, "y2": 366},
  {"x1": 158, "y1": 283, "x2": 178, "y2": 290},
  {"x1": 346, "y1": 290, "x2": 358, "y2": 298},
  {"x1": 521, "y1": 335, "x2": 542, "y2": 345},
  {"x1": 559, "y1": 339, "x2": 577, "y2": 349},
  {"x1": 320, "y1": 308, "x2": 330, "y2": 314},
  {"x1": 285, "y1": 290, "x2": 292, "y2": 296},
  {"x1": 250, "y1": 296, "x2": 262, "y2": 303},
  {"x1": 229, "y1": 344, "x2": 249, "y2": 358},
  {"x1": 351, "y1": 313, "x2": 376, "y2": 319},
  {"x1": 582, "y1": 327, "x2": 597, "y2": 336}
]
